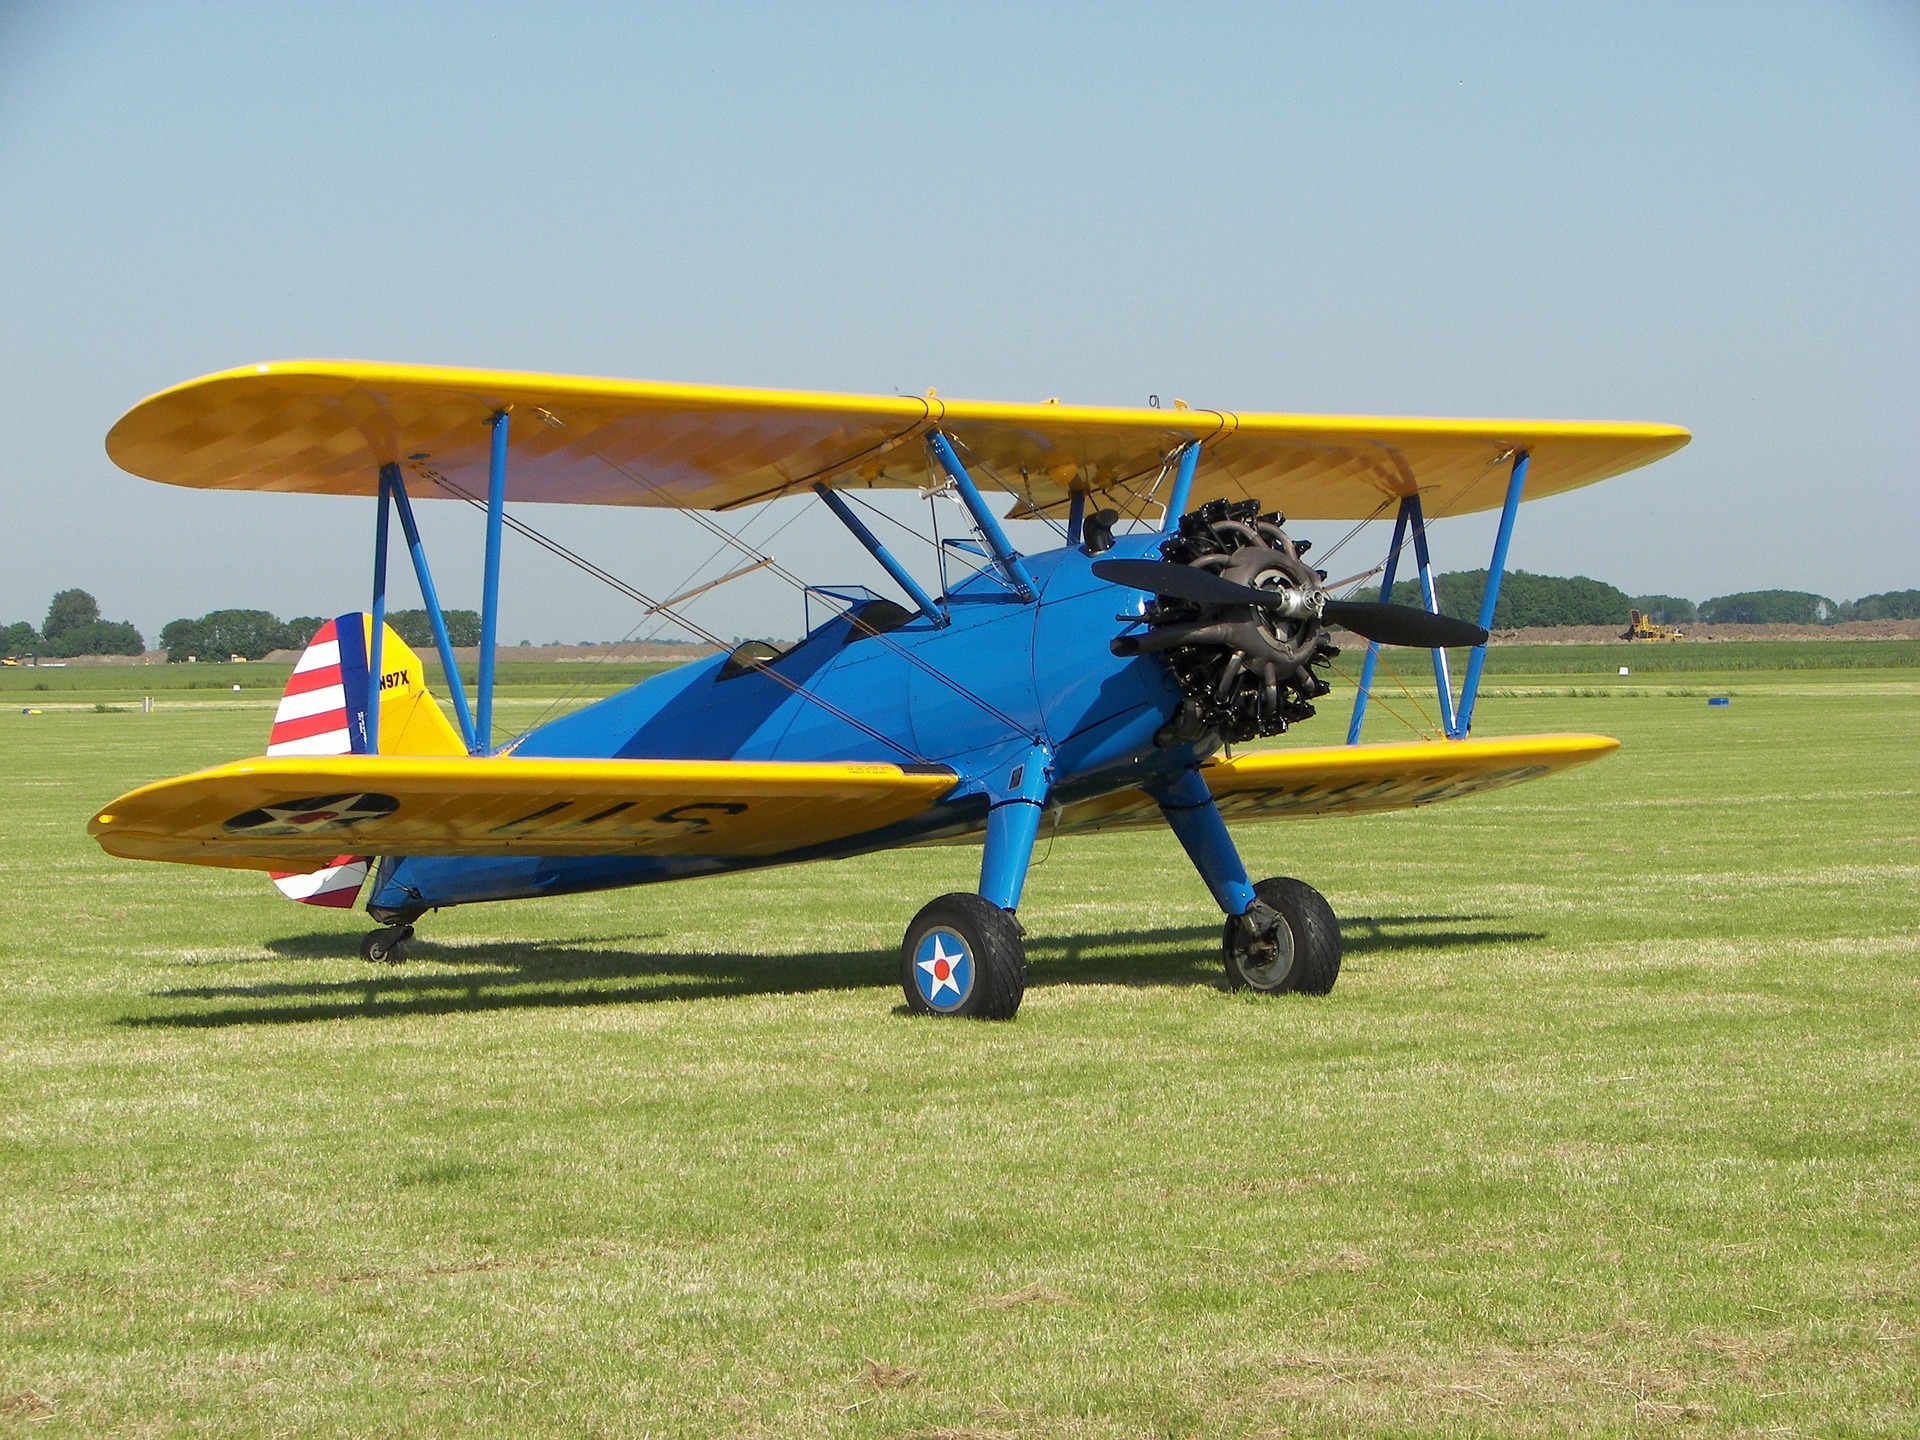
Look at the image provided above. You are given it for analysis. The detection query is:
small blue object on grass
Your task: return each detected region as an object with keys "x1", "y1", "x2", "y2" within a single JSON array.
[{"x1": 1709, "y1": 697, "x2": 1731, "y2": 707}]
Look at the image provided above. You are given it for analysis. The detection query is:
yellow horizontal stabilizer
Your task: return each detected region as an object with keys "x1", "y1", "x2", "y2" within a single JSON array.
[
  {"x1": 107, "y1": 361, "x2": 1689, "y2": 522},
  {"x1": 1047, "y1": 733, "x2": 1618, "y2": 837},
  {"x1": 89, "y1": 754, "x2": 957, "y2": 873}
]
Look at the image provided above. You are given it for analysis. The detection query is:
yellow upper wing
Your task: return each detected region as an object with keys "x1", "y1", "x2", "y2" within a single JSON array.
[
  {"x1": 1045, "y1": 733, "x2": 1619, "y2": 837},
  {"x1": 90, "y1": 754, "x2": 957, "y2": 873},
  {"x1": 106, "y1": 360, "x2": 1689, "y2": 522}
]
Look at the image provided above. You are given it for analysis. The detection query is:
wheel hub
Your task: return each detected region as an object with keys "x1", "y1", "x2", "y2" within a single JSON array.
[{"x1": 1229, "y1": 900, "x2": 1295, "y2": 989}]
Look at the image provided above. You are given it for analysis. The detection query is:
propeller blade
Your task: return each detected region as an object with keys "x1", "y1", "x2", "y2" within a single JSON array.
[
  {"x1": 1322, "y1": 600, "x2": 1489, "y2": 649},
  {"x1": 1091, "y1": 558, "x2": 1280, "y2": 610},
  {"x1": 1093, "y1": 558, "x2": 1490, "y2": 647}
]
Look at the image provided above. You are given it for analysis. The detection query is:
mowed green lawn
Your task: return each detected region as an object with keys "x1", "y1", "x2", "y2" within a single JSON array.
[{"x1": 2, "y1": 662, "x2": 1916, "y2": 1436}]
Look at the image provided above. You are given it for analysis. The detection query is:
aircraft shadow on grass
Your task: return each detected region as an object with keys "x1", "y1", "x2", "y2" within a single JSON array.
[{"x1": 123, "y1": 914, "x2": 1544, "y2": 1030}]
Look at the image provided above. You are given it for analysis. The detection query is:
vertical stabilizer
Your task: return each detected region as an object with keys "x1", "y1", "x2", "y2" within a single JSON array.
[
  {"x1": 267, "y1": 615, "x2": 375, "y2": 907},
  {"x1": 366, "y1": 617, "x2": 467, "y2": 759},
  {"x1": 265, "y1": 614, "x2": 468, "y2": 907},
  {"x1": 263, "y1": 612, "x2": 462, "y2": 909}
]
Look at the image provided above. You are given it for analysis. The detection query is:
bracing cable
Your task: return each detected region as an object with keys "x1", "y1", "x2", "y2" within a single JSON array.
[
  {"x1": 945, "y1": 432, "x2": 1071, "y2": 543},
  {"x1": 570, "y1": 435, "x2": 1036, "y2": 737},
  {"x1": 417, "y1": 469, "x2": 932, "y2": 763},
  {"x1": 1324, "y1": 654, "x2": 1436, "y2": 742}
]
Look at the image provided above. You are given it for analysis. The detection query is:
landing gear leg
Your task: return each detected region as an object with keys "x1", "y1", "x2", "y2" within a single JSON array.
[
  {"x1": 899, "y1": 745, "x2": 1049, "y2": 1020},
  {"x1": 361, "y1": 924, "x2": 414, "y2": 965},
  {"x1": 1151, "y1": 766, "x2": 1343, "y2": 995}
]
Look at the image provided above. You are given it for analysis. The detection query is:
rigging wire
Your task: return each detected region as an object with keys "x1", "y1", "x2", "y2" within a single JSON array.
[
  {"x1": 634, "y1": 500, "x2": 807, "y2": 645},
  {"x1": 1194, "y1": 446, "x2": 1264, "y2": 518},
  {"x1": 1326, "y1": 452, "x2": 1513, "y2": 597},
  {"x1": 945, "y1": 432, "x2": 1071, "y2": 543},
  {"x1": 1324, "y1": 654, "x2": 1434, "y2": 741},
  {"x1": 1102, "y1": 451, "x2": 1175, "y2": 532},
  {"x1": 511, "y1": 558, "x2": 774, "y2": 739},
  {"x1": 1377, "y1": 648, "x2": 1439, "y2": 734},
  {"x1": 845, "y1": 487, "x2": 942, "y2": 553},
  {"x1": 573, "y1": 433, "x2": 1035, "y2": 735},
  {"x1": 632, "y1": 504, "x2": 779, "y2": 641},
  {"x1": 514, "y1": 499, "x2": 807, "y2": 738},
  {"x1": 840, "y1": 486, "x2": 994, "y2": 591},
  {"x1": 418, "y1": 470, "x2": 931, "y2": 763},
  {"x1": 1314, "y1": 500, "x2": 1397, "y2": 588}
]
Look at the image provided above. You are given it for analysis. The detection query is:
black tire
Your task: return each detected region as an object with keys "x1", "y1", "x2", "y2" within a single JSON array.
[
  {"x1": 360, "y1": 924, "x2": 413, "y2": 965},
  {"x1": 900, "y1": 893, "x2": 1027, "y2": 1020},
  {"x1": 1222, "y1": 877, "x2": 1341, "y2": 995}
]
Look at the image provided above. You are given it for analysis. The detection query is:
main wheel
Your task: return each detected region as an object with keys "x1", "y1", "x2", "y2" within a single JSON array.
[
  {"x1": 901, "y1": 893, "x2": 1027, "y2": 1020},
  {"x1": 1222, "y1": 877, "x2": 1341, "y2": 995},
  {"x1": 360, "y1": 924, "x2": 414, "y2": 965}
]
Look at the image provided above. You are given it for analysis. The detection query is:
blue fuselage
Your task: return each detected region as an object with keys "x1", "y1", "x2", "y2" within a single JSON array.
[{"x1": 372, "y1": 535, "x2": 1200, "y2": 911}]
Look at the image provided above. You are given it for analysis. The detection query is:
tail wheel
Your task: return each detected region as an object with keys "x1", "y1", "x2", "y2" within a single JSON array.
[
  {"x1": 1223, "y1": 878, "x2": 1341, "y2": 995},
  {"x1": 901, "y1": 893, "x2": 1027, "y2": 1020},
  {"x1": 360, "y1": 924, "x2": 414, "y2": 965}
]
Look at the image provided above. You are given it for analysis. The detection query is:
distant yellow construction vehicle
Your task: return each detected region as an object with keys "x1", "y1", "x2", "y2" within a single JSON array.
[{"x1": 1622, "y1": 609, "x2": 1685, "y2": 642}]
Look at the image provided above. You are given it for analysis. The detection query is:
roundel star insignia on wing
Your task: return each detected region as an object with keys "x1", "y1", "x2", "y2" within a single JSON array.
[
  {"x1": 222, "y1": 792, "x2": 400, "y2": 837},
  {"x1": 913, "y1": 926, "x2": 974, "y2": 1011}
]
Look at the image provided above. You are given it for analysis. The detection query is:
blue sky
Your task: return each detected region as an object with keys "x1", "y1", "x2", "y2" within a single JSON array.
[{"x1": 2, "y1": 1, "x2": 1914, "y2": 645}]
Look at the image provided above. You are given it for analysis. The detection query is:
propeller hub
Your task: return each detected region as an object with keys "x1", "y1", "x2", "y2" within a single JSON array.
[{"x1": 1240, "y1": 559, "x2": 1326, "y2": 630}]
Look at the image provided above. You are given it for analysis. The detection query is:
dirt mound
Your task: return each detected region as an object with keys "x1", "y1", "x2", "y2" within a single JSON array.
[
  {"x1": 7, "y1": 650, "x2": 170, "y2": 667},
  {"x1": 1490, "y1": 620, "x2": 1920, "y2": 644}
]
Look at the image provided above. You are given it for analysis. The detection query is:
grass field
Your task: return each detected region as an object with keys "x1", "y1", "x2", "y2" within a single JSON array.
[{"x1": 3, "y1": 653, "x2": 1916, "y2": 1435}]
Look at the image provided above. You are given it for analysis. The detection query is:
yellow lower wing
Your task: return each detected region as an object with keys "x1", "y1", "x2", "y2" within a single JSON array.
[
  {"x1": 91, "y1": 736, "x2": 1613, "y2": 874},
  {"x1": 90, "y1": 756, "x2": 957, "y2": 873},
  {"x1": 1048, "y1": 733, "x2": 1618, "y2": 837}
]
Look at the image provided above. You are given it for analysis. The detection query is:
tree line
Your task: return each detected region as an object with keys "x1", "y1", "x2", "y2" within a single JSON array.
[
  {"x1": 1686, "y1": 590, "x2": 1919, "y2": 624},
  {"x1": 8, "y1": 578, "x2": 1915, "y2": 662},
  {"x1": 2, "y1": 590, "x2": 144, "y2": 659},
  {"x1": 157, "y1": 607, "x2": 482, "y2": 661},
  {"x1": 1604, "y1": 588, "x2": 1920, "y2": 626},
  {"x1": 1385, "y1": 570, "x2": 1635, "y2": 628},
  {"x1": 1385, "y1": 572, "x2": 1920, "y2": 629},
  {"x1": 0, "y1": 593, "x2": 487, "y2": 662}
]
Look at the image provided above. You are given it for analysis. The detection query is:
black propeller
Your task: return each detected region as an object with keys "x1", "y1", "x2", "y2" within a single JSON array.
[
  {"x1": 1092, "y1": 558, "x2": 1489, "y2": 649},
  {"x1": 1093, "y1": 558, "x2": 1264, "y2": 610},
  {"x1": 1320, "y1": 599, "x2": 1488, "y2": 649}
]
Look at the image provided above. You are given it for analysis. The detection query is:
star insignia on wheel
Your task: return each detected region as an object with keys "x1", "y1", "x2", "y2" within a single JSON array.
[{"x1": 917, "y1": 933, "x2": 966, "y2": 1001}]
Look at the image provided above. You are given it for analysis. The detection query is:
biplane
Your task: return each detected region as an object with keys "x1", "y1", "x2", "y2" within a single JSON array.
[{"x1": 90, "y1": 362, "x2": 1688, "y2": 1018}]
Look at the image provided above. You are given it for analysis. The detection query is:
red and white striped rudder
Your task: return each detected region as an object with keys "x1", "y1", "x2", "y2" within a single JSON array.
[{"x1": 266, "y1": 616, "x2": 372, "y2": 907}]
